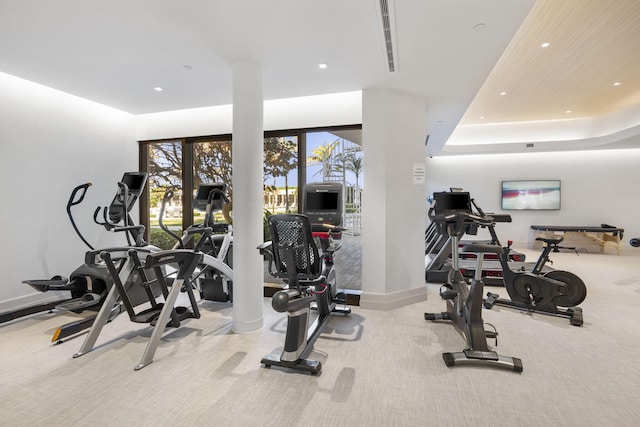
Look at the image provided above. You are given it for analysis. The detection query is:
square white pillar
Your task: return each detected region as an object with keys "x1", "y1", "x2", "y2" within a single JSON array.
[{"x1": 360, "y1": 88, "x2": 428, "y2": 309}]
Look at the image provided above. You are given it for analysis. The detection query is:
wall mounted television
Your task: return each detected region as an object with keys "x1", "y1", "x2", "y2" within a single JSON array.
[{"x1": 501, "y1": 180, "x2": 561, "y2": 210}]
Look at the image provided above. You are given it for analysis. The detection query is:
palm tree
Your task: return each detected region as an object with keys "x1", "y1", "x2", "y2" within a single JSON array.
[
  {"x1": 336, "y1": 152, "x2": 363, "y2": 189},
  {"x1": 307, "y1": 139, "x2": 339, "y2": 181}
]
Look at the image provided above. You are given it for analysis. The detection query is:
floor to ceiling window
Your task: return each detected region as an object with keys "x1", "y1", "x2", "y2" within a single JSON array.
[
  {"x1": 263, "y1": 135, "x2": 298, "y2": 215},
  {"x1": 143, "y1": 140, "x2": 183, "y2": 249},
  {"x1": 192, "y1": 138, "x2": 233, "y2": 223},
  {"x1": 139, "y1": 125, "x2": 361, "y2": 248},
  {"x1": 306, "y1": 130, "x2": 362, "y2": 235}
]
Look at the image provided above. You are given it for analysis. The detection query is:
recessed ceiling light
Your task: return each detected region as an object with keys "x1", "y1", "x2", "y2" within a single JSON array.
[
  {"x1": 565, "y1": 110, "x2": 572, "y2": 114},
  {"x1": 500, "y1": 91, "x2": 507, "y2": 96},
  {"x1": 153, "y1": 87, "x2": 164, "y2": 92},
  {"x1": 318, "y1": 63, "x2": 328, "y2": 69},
  {"x1": 541, "y1": 42, "x2": 551, "y2": 48},
  {"x1": 613, "y1": 82, "x2": 621, "y2": 86},
  {"x1": 473, "y1": 23, "x2": 486, "y2": 31},
  {"x1": 479, "y1": 116, "x2": 485, "y2": 119},
  {"x1": 182, "y1": 65, "x2": 193, "y2": 71}
]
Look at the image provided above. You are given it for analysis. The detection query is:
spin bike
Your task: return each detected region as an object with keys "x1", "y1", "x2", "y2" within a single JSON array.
[
  {"x1": 482, "y1": 211, "x2": 587, "y2": 326},
  {"x1": 424, "y1": 192, "x2": 522, "y2": 372},
  {"x1": 258, "y1": 214, "x2": 350, "y2": 374}
]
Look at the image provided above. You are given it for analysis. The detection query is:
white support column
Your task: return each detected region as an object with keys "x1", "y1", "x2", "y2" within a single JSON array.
[
  {"x1": 231, "y1": 60, "x2": 264, "y2": 333},
  {"x1": 360, "y1": 88, "x2": 428, "y2": 309}
]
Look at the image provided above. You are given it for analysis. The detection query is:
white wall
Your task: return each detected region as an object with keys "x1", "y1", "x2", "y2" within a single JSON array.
[
  {"x1": 425, "y1": 149, "x2": 640, "y2": 252},
  {"x1": 135, "y1": 91, "x2": 362, "y2": 140},
  {"x1": 0, "y1": 72, "x2": 136, "y2": 309}
]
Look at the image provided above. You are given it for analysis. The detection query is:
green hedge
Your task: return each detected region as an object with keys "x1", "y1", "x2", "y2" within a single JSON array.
[
  {"x1": 150, "y1": 209, "x2": 273, "y2": 249},
  {"x1": 150, "y1": 228, "x2": 180, "y2": 250}
]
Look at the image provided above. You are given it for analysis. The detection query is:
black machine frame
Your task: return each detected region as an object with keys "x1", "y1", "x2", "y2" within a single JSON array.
[
  {"x1": 1, "y1": 172, "x2": 156, "y2": 342},
  {"x1": 258, "y1": 214, "x2": 350, "y2": 374},
  {"x1": 425, "y1": 191, "x2": 523, "y2": 372}
]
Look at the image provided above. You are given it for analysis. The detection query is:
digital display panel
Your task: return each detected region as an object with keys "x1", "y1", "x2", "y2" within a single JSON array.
[{"x1": 501, "y1": 180, "x2": 561, "y2": 210}]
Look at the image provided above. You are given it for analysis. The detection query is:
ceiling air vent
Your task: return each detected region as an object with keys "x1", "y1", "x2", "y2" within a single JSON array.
[
  {"x1": 525, "y1": 143, "x2": 535, "y2": 148},
  {"x1": 377, "y1": 0, "x2": 398, "y2": 72}
]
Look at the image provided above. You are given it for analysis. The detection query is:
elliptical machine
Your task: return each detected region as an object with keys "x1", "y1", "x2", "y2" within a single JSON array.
[
  {"x1": 73, "y1": 182, "x2": 236, "y2": 370},
  {"x1": 0, "y1": 183, "x2": 95, "y2": 325},
  {"x1": 424, "y1": 191, "x2": 522, "y2": 372},
  {"x1": 0, "y1": 172, "x2": 157, "y2": 342},
  {"x1": 158, "y1": 183, "x2": 234, "y2": 302}
]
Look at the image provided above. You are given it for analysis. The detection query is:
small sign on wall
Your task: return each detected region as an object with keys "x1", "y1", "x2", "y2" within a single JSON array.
[{"x1": 413, "y1": 163, "x2": 425, "y2": 185}]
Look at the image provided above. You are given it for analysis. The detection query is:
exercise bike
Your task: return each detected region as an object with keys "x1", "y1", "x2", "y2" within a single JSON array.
[
  {"x1": 424, "y1": 191, "x2": 523, "y2": 372},
  {"x1": 482, "y1": 216, "x2": 587, "y2": 326},
  {"x1": 258, "y1": 214, "x2": 350, "y2": 374}
]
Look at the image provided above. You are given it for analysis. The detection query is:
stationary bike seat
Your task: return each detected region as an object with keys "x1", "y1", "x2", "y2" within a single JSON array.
[
  {"x1": 461, "y1": 243, "x2": 503, "y2": 254},
  {"x1": 536, "y1": 236, "x2": 564, "y2": 245}
]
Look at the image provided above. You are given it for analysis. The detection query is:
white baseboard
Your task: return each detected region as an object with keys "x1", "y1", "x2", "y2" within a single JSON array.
[
  {"x1": 232, "y1": 316, "x2": 264, "y2": 334},
  {"x1": 359, "y1": 286, "x2": 427, "y2": 310},
  {"x1": 0, "y1": 292, "x2": 66, "y2": 313}
]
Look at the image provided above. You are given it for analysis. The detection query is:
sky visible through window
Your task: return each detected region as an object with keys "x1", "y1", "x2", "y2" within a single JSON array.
[{"x1": 268, "y1": 131, "x2": 361, "y2": 189}]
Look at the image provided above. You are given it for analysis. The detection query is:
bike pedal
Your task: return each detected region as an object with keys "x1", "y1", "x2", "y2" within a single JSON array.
[
  {"x1": 335, "y1": 291, "x2": 347, "y2": 303},
  {"x1": 440, "y1": 290, "x2": 458, "y2": 300}
]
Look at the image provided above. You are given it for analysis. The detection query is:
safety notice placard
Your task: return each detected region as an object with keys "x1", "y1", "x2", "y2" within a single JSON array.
[{"x1": 413, "y1": 163, "x2": 425, "y2": 185}]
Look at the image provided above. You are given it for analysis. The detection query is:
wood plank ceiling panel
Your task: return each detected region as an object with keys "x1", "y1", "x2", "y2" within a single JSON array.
[{"x1": 460, "y1": 0, "x2": 640, "y2": 125}]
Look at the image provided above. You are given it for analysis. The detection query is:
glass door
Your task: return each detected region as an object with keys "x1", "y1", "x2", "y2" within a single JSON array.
[
  {"x1": 145, "y1": 140, "x2": 183, "y2": 249},
  {"x1": 306, "y1": 131, "x2": 362, "y2": 234},
  {"x1": 263, "y1": 135, "x2": 299, "y2": 215}
]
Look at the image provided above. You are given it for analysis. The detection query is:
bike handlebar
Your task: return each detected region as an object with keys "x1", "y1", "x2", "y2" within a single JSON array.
[
  {"x1": 67, "y1": 182, "x2": 94, "y2": 250},
  {"x1": 430, "y1": 210, "x2": 494, "y2": 227},
  {"x1": 68, "y1": 182, "x2": 92, "y2": 208},
  {"x1": 159, "y1": 188, "x2": 184, "y2": 246},
  {"x1": 207, "y1": 188, "x2": 229, "y2": 204}
]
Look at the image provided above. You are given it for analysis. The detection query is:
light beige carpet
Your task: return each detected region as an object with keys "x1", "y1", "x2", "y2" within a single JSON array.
[{"x1": 1, "y1": 249, "x2": 639, "y2": 426}]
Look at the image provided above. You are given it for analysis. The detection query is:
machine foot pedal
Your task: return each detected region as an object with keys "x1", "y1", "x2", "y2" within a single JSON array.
[
  {"x1": 334, "y1": 291, "x2": 347, "y2": 303},
  {"x1": 440, "y1": 290, "x2": 458, "y2": 300},
  {"x1": 131, "y1": 307, "x2": 163, "y2": 324},
  {"x1": 149, "y1": 306, "x2": 193, "y2": 327},
  {"x1": 55, "y1": 293, "x2": 102, "y2": 312},
  {"x1": 439, "y1": 284, "x2": 458, "y2": 300},
  {"x1": 22, "y1": 276, "x2": 73, "y2": 292}
]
